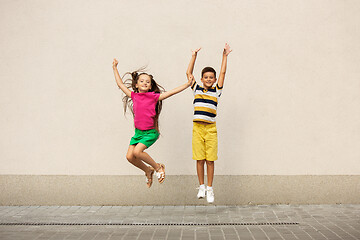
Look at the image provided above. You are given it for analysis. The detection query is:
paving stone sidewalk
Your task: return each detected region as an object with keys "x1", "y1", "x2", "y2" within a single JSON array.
[{"x1": 0, "y1": 205, "x2": 359, "y2": 239}]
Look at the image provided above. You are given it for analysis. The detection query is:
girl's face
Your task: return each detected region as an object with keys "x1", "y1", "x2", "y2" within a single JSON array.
[
  {"x1": 201, "y1": 72, "x2": 216, "y2": 89},
  {"x1": 136, "y1": 74, "x2": 152, "y2": 92}
]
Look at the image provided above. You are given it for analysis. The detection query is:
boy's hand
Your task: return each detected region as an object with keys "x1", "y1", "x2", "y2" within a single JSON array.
[
  {"x1": 192, "y1": 48, "x2": 201, "y2": 56},
  {"x1": 112, "y1": 59, "x2": 118, "y2": 69},
  {"x1": 223, "y1": 43, "x2": 232, "y2": 56}
]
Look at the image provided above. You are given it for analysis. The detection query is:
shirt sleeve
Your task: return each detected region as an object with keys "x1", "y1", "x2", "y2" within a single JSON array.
[
  {"x1": 191, "y1": 81, "x2": 197, "y2": 92},
  {"x1": 191, "y1": 81, "x2": 197, "y2": 95},
  {"x1": 216, "y1": 84, "x2": 222, "y2": 98},
  {"x1": 153, "y1": 92, "x2": 160, "y2": 102}
]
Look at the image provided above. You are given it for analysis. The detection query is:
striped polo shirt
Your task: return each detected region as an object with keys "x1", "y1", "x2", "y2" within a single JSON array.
[{"x1": 191, "y1": 81, "x2": 222, "y2": 123}]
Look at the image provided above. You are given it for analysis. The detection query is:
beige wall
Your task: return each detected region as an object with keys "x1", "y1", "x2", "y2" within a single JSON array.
[{"x1": 1, "y1": 0, "x2": 360, "y2": 177}]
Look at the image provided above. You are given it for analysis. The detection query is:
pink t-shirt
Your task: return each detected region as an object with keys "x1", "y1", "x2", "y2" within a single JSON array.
[{"x1": 131, "y1": 91, "x2": 160, "y2": 130}]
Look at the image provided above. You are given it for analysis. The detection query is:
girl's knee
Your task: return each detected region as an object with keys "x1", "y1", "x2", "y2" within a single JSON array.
[
  {"x1": 127, "y1": 159, "x2": 134, "y2": 164},
  {"x1": 126, "y1": 152, "x2": 135, "y2": 163},
  {"x1": 133, "y1": 149, "x2": 143, "y2": 158}
]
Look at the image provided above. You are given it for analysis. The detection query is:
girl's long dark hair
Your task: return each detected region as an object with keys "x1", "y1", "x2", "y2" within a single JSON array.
[{"x1": 122, "y1": 68, "x2": 165, "y2": 132}]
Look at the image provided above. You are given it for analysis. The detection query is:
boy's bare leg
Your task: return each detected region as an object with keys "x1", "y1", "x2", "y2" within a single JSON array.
[
  {"x1": 206, "y1": 160, "x2": 214, "y2": 187},
  {"x1": 196, "y1": 160, "x2": 205, "y2": 185}
]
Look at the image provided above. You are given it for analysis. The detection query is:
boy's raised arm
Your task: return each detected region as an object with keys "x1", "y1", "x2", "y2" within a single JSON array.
[
  {"x1": 113, "y1": 58, "x2": 131, "y2": 98},
  {"x1": 186, "y1": 48, "x2": 201, "y2": 85},
  {"x1": 217, "y1": 43, "x2": 232, "y2": 88}
]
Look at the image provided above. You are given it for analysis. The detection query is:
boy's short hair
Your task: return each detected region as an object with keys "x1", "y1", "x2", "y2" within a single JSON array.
[{"x1": 201, "y1": 67, "x2": 216, "y2": 78}]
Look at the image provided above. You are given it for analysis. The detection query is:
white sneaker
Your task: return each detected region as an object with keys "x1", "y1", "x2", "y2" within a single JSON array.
[
  {"x1": 197, "y1": 186, "x2": 206, "y2": 199},
  {"x1": 206, "y1": 188, "x2": 214, "y2": 203}
]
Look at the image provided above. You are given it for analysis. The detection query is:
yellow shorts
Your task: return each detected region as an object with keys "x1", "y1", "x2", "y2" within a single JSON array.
[{"x1": 192, "y1": 122, "x2": 218, "y2": 161}]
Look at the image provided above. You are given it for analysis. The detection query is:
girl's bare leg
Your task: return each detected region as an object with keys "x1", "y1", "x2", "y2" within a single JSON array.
[
  {"x1": 133, "y1": 143, "x2": 161, "y2": 171},
  {"x1": 196, "y1": 160, "x2": 205, "y2": 185},
  {"x1": 126, "y1": 145, "x2": 151, "y2": 175},
  {"x1": 127, "y1": 144, "x2": 159, "y2": 187},
  {"x1": 206, "y1": 160, "x2": 214, "y2": 187},
  {"x1": 126, "y1": 145, "x2": 152, "y2": 186}
]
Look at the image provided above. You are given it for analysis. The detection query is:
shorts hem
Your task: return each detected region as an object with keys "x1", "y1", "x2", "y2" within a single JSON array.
[
  {"x1": 193, "y1": 158, "x2": 218, "y2": 161},
  {"x1": 130, "y1": 140, "x2": 156, "y2": 148}
]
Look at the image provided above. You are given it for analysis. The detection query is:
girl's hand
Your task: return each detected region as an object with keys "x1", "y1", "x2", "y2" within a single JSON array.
[
  {"x1": 113, "y1": 59, "x2": 118, "y2": 69},
  {"x1": 187, "y1": 75, "x2": 194, "y2": 86},
  {"x1": 223, "y1": 43, "x2": 232, "y2": 56},
  {"x1": 191, "y1": 48, "x2": 201, "y2": 56}
]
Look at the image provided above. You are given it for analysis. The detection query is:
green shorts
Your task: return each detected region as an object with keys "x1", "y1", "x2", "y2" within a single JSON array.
[{"x1": 130, "y1": 128, "x2": 159, "y2": 148}]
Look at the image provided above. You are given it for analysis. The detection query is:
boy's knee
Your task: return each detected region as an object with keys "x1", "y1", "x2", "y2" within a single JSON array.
[{"x1": 206, "y1": 160, "x2": 214, "y2": 166}]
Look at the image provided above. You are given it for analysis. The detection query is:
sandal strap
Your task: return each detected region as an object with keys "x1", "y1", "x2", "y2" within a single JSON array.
[{"x1": 156, "y1": 172, "x2": 164, "y2": 179}]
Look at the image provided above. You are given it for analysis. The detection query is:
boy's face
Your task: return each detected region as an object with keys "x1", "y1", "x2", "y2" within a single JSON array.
[
  {"x1": 136, "y1": 74, "x2": 152, "y2": 92},
  {"x1": 201, "y1": 72, "x2": 216, "y2": 89}
]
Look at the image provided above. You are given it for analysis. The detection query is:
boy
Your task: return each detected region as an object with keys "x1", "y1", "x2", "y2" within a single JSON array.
[{"x1": 186, "y1": 43, "x2": 232, "y2": 203}]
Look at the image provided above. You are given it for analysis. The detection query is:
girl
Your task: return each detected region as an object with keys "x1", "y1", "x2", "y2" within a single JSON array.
[{"x1": 112, "y1": 58, "x2": 192, "y2": 188}]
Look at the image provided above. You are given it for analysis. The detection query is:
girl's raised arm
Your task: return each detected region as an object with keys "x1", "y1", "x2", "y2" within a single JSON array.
[
  {"x1": 113, "y1": 59, "x2": 131, "y2": 98},
  {"x1": 158, "y1": 76, "x2": 193, "y2": 101}
]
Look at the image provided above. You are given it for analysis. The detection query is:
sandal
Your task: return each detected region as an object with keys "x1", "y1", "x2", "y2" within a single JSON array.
[
  {"x1": 156, "y1": 163, "x2": 165, "y2": 184},
  {"x1": 145, "y1": 167, "x2": 155, "y2": 188}
]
